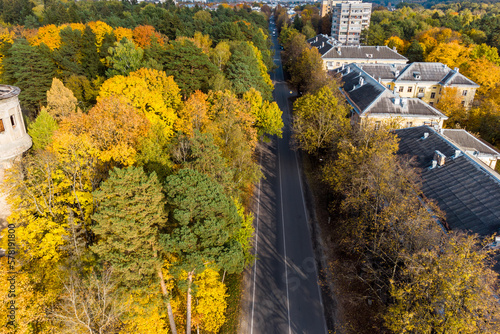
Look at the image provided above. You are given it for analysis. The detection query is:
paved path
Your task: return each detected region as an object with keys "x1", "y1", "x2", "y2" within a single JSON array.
[{"x1": 241, "y1": 21, "x2": 328, "y2": 334}]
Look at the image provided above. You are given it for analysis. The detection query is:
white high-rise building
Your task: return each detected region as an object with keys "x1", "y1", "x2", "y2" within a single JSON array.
[{"x1": 323, "y1": 0, "x2": 372, "y2": 46}]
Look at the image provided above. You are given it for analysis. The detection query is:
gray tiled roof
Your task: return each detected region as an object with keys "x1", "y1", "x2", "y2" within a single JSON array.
[
  {"x1": 357, "y1": 64, "x2": 408, "y2": 80},
  {"x1": 442, "y1": 129, "x2": 500, "y2": 157},
  {"x1": 322, "y1": 45, "x2": 408, "y2": 61},
  {"x1": 307, "y1": 34, "x2": 334, "y2": 56},
  {"x1": 307, "y1": 35, "x2": 408, "y2": 61},
  {"x1": 338, "y1": 64, "x2": 447, "y2": 119},
  {"x1": 395, "y1": 126, "x2": 500, "y2": 236},
  {"x1": 395, "y1": 62, "x2": 479, "y2": 87}
]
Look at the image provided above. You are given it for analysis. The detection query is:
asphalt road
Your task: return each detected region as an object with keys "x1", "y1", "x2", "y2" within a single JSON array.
[{"x1": 242, "y1": 22, "x2": 328, "y2": 334}]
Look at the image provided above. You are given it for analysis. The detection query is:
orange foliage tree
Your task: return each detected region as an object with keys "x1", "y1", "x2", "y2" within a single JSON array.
[
  {"x1": 132, "y1": 25, "x2": 164, "y2": 48},
  {"x1": 59, "y1": 96, "x2": 150, "y2": 166}
]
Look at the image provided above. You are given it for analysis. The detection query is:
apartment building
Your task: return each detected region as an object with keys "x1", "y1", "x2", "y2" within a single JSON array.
[
  {"x1": 359, "y1": 62, "x2": 479, "y2": 108},
  {"x1": 322, "y1": 0, "x2": 372, "y2": 45},
  {"x1": 308, "y1": 34, "x2": 408, "y2": 71}
]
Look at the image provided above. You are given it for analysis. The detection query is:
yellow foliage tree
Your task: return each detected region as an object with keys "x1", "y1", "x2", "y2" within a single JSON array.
[
  {"x1": 435, "y1": 87, "x2": 468, "y2": 127},
  {"x1": 460, "y1": 57, "x2": 500, "y2": 95},
  {"x1": 87, "y1": 21, "x2": 113, "y2": 51},
  {"x1": 425, "y1": 41, "x2": 470, "y2": 68},
  {"x1": 384, "y1": 36, "x2": 409, "y2": 54},
  {"x1": 46, "y1": 77, "x2": 79, "y2": 120},
  {"x1": 99, "y1": 68, "x2": 182, "y2": 138},
  {"x1": 113, "y1": 27, "x2": 134, "y2": 43},
  {"x1": 0, "y1": 27, "x2": 14, "y2": 77},
  {"x1": 192, "y1": 268, "x2": 228, "y2": 333},
  {"x1": 29, "y1": 24, "x2": 62, "y2": 50}
]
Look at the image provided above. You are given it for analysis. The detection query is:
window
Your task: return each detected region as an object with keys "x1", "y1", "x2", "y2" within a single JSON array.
[
  {"x1": 430, "y1": 92, "x2": 436, "y2": 99},
  {"x1": 10, "y1": 115, "x2": 15, "y2": 128},
  {"x1": 0, "y1": 119, "x2": 4, "y2": 133},
  {"x1": 418, "y1": 88, "x2": 424, "y2": 93},
  {"x1": 461, "y1": 101, "x2": 466, "y2": 106},
  {"x1": 374, "y1": 121, "x2": 381, "y2": 130},
  {"x1": 406, "y1": 122, "x2": 413, "y2": 128},
  {"x1": 407, "y1": 87, "x2": 412, "y2": 93},
  {"x1": 399, "y1": 86, "x2": 404, "y2": 92},
  {"x1": 429, "y1": 102, "x2": 434, "y2": 106},
  {"x1": 462, "y1": 90, "x2": 467, "y2": 96}
]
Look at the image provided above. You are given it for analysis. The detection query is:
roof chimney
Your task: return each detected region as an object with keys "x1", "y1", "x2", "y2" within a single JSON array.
[
  {"x1": 400, "y1": 97, "x2": 408, "y2": 108},
  {"x1": 346, "y1": 66, "x2": 350, "y2": 74},
  {"x1": 322, "y1": 42, "x2": 325, "y2": 47},
  {"x1": 454, "y1": 149, "x2": 461, "y2": 159},
  {"x1": 423, "y1": 132, "x2": 429, "y2": 139},
  {"x1": 393, "y1": 46, "x2": 397, "y2": 51},
  {"x1": 393, "y1": 93, "x2": 400, "y2": 105},
  {"x1": 431, "y1": 160, "x2": 437, "y2": 169},
  {"x1": 434, "y1": 150, "x2": 446, "y2": 166},
  {"x1": 454, "y1": 67, "x2": 459, "y2": 73},
  {"x1": 359, "y1": 77, "x2": 364, "y2": 86},
  {"x1": 376, "y1": 46, "x2": 379, "y2": 51}
]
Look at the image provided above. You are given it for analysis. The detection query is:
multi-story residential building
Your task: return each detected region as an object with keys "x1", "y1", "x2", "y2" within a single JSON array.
[
  {"x1": 338, "y1": 64, "x2": 448, "y2": 129},
  {"x1": 322, "y1": 0, "x2": 372, "y2": 45},
  {"x1": 395, "y1": 126, "x2": 500, "y2": 237},
  {"x1": 308, "y1": 34, "x2": 408, "y2": 71},
  {"x1": 359, "y1": 62, "x2": 480, "y2": 108}
]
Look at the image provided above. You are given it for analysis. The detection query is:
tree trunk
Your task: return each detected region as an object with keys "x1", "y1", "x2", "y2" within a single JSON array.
[
  {"x1": 186, "y1": 271, "x2": 194, "y2": 334},
  {"x1": 158, "y1": 269, "x2": 178, "y2": 334}
]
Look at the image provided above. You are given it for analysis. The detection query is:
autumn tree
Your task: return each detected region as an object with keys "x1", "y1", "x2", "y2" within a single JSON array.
[
  {"x1": 132, "y1": 25, "x2": 164, "y2": 49},
  {"x1": 28, "y1": 108, "x2": 58, "y2": 150},
  {"x1": 46, "y1": 77, "x2": 78, "y2": 120},
  {"x1": 384, "y1": 233, "x2": 500, "y2": 334},
  {"x1": 435, "y1": 87, "x2": 467, "y2": 127},
  {"x1": 60, "y1": 96, "x2": 149, "y2": 167},
  {"x1": 243, "y1": 87, "x2": 283, "y2": 138},
  {"x1": 292, "y1": 85, "x2": 349, "y2": 155},
  {"x1": 99, "y1": 68, "x2": 182, "y2": 138}
]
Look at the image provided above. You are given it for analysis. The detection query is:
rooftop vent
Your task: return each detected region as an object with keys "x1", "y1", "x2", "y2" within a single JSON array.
[
  {"x1": 394, "y1": 70, "x2": 400, "y2": 77},
  {"x1": 366, "y1": 53, "x2": 373, "y2": 58},
  {"x1": 413, "y1": 71, "x2": 421, "y2": 80},
  {"x1": 376, "y1": 46, "x2": 380, "y2": 51},
  {"x1": 431, "y1": 160, "x2": 437, "y2": 169},
  {"x1": 322, "y1": 42, "x2": 325, "y2": 47},
  {"x1": 454, "y1": 67, "x2": 459, "y2": 73},
  {"x1": 454, "y1": 149, "x2": 461, "y2": 159},
  {"x1": 423, "y1": 132, "x2": 429, "y2": 139},
  {"x1": 434, "y1": 150, "x2": 446, "y2": 166},
  {"x1": 393, "y1": 46, "x2": 397, "y2": 51},
  {"x1": 359, "y1": 77, "x2": 364, "y2": 86}
]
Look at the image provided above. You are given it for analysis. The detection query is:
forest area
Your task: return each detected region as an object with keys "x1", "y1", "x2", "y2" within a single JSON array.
[
  {"x1": 275, "y1": 3, "x2": 500, "y2": 333},
  {"x1": 0, "y1": 1, "x2": 283, "y2": 333}
]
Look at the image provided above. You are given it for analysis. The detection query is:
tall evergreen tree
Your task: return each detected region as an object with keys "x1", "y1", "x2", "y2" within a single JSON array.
[
  {"x1": 2, "y1": 39, "x2": 56, "y2": 112},
  {"x1": 161, "y1": 40, "x2": 219, "y2": 97},
  {"x1": 161, "y1": 168, "x2": 245, "y2": 334},
  {"x1": 80, "y1": 26, "x2": 103, "y2": 79},
  {"x1": 91, "y1": 166, "x2": 178, "y2": 334}
]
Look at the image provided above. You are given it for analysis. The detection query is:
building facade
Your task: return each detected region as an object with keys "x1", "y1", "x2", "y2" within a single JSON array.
[
  {"x1": 338, "y1": 64, "x2": 448, "y2": 129},
  {"x1": 325, "y1": 0, "x2": 372, "y2": 45},
  {"x1": 0, "y1": 85, "x2": 32, "y2": 169},
  {"x1": 359, "y1": 63, "x2": 479, "y2": 108}
]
